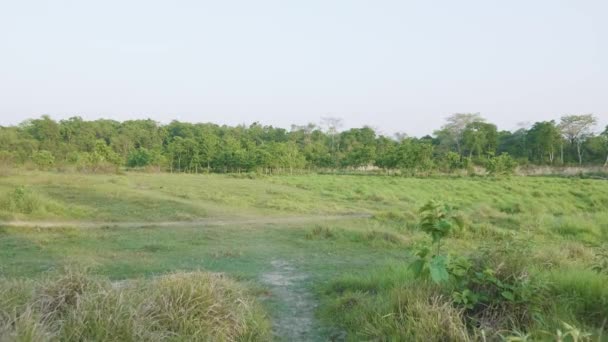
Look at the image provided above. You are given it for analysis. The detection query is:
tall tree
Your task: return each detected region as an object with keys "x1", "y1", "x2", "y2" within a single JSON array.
[
  {"x1": 558, "y1": 114, "x2": 597, "y2": 165},
  {"x1": 601, "y1": 126, "x2": 608, "y2": 167},
  {"x1": 462, "y1": 121, "x2": 498, "y2": 158},
  {"x1": 320, "y1": 117, "x2": 343, "y2": 166},
  {"x1": 435, "y1": 113, "x2": 484, "y2": 156},
  {"x1": 527, "y1": 121, "x2": 561, "y2": 164}
]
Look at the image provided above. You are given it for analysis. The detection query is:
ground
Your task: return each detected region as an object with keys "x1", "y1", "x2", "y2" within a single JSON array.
[{"x1": 1, "y1": 171, "x2": 607, "y2": 341}]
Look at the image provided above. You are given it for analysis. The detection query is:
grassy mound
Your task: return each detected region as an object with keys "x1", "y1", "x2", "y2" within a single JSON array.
[{"x1": 0, "y1": 269, "x2": 271, "y2": 341}]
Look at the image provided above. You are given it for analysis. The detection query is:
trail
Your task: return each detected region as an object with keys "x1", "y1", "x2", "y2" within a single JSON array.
[
  {"x1": 261, "y1": 260, "x2": 319, "y2": 342},
  {"x1": 0, "y1": 213, "x2": 370, "y2": 229}
]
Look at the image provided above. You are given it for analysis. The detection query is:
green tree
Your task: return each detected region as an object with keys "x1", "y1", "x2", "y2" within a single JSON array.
[
  {"x1": 435, "y1": 113, "x2": 484, "y2": 156},
  {"x1": 462, "y1": 121, "x2": 498, "y2": 159},
  {"x1": 394, "y1": 139, "x2": 435, "y2": 174},
  {"x1": 339, "y1": 127, "x2": 377, "y2": 168},
  {"x1": 198, "y1": 129, "x2": 220, "y2": 172},
  {"x1": 23, "y1": 115, "x2": 62, "y2": 153},
  {"x1": 527, "y1": 121, "x2": 561, "y2": 164}
]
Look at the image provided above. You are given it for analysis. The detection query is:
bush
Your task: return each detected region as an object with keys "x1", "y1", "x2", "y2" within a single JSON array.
[
  {"x1": 127, "y1": 148, "x2": 165, "y2": 169},
  {"x1": 486, "y1": 153, "x2": 517, "y2": 176},
  {"x1": 31, "y1": 150, "x2": 55, "y2": 170},
  {"x1": 444, "y1": 151, "x2": 464, "y2": 172},
  {"x1": 0, "y1": 186, "x2": 42, "y2": 214}
]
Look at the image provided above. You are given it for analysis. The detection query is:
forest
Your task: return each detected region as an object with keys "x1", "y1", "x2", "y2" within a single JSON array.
[{"x1": 1, "y1": 113, "x2": 606, "y2": 174}]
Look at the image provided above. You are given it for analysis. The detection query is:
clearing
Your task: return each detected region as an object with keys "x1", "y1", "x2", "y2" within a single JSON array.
[{"x1": 1, "y1": 171, "x2": 607, "y2": 340}]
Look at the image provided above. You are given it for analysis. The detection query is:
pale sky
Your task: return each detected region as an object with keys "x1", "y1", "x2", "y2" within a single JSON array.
[{"x1": 0, "y1": 0, "x2": 606, "y2": 136}]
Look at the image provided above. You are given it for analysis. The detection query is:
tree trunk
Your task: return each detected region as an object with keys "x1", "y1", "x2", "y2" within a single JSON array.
[
  {"x1": 560, "y1": 143, "x2": 564, "y2": 164},
  {"x1": 604, "y1": 153, "x2": 608, "y2": 167},
  {"x1": 577, "y1": 141, "x2": 582, "y2": 165}
]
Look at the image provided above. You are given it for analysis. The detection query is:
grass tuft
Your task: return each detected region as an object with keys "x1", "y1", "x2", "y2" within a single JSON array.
[{"x1": 0, "y1": 269, "x2": 271, "y2": 341}]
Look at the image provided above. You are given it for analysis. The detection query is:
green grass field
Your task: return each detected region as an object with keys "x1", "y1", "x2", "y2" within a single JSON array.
[{"x1": 1, "y1": 171, "x2": 607, "y2": 341}]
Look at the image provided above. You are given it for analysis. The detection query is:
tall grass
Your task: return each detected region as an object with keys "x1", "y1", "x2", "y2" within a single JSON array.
[{"x1": 0, "y1": 269, "x2": 271, "y2": 341}]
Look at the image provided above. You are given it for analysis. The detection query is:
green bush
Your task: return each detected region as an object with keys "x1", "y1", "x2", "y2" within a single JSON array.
[
  {"x1": 31, "y1": 150, "x2": 55, "y2": 170},
  {"x1": 486, "y1": 153, "x2": 517, "y2": 176},
  {"x1": 0, "y1": 186, "x2": 42, "y2": 214},
  {"x1": 410, "y1": 200, "x2": 464, "y2": 284}
]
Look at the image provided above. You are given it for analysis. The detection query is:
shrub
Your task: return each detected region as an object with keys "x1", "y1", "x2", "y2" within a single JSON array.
[
  {"x1": 410, "y1": 200, "x2": 464, "y2": 284},
  {"x1": 127, "y1": 148, "x2": 165, "y2": 169},
  {"x1": 444, "y1": 151, "x2": 464, "y2": 172},
  {"x1": 486, "y1": 153, "x2": 517, "y2": 176},
  {"x1": 31, "y1": 150, "x2": 55, "y2": 170},
  {"x1": 0, "y1": 186, "x2": 42, "y2": 214}
]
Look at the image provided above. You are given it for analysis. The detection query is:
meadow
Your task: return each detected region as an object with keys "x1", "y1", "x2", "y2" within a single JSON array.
[{"x1": 1, "y1": 171, "x2": 607, "y2": 341}]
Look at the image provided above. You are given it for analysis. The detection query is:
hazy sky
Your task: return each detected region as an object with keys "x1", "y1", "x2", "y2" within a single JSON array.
[{"x1": 1, "y1": 0, "x2": 606, "y2": 136}]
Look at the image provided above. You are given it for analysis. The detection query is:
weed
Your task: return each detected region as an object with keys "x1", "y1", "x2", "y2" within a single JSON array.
[
  {"x1": 306, "y1": 225, "x2": 336, "y2": 239},
  {"x1": 591, "y1": 244, "x2": 608, "y2": 275},
  {"x1": 1, "y1": 186, "x2": 42, "y2": 214}
]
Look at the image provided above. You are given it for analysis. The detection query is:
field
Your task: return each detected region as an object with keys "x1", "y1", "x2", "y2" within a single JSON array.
[{"x1": 1, "y1": 171, "x2": 608, "y2": 341}]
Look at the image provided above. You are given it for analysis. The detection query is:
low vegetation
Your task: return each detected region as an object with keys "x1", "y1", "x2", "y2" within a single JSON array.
[
  {"x1": 0, "y1": 171, "x2": 607, "y2": 340},
  {"x1": 0, "y1": 269, "x2": 271, "y2": 341}
]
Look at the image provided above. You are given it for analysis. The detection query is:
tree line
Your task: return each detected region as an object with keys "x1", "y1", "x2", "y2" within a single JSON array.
[{"x1": 0, "y1": 113, "x2": 606, "y2": 174}]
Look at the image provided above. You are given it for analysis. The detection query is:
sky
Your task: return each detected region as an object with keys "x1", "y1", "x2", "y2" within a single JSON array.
[{"x1": 0, "y1": 0, "x2": 606, "y2": 136}]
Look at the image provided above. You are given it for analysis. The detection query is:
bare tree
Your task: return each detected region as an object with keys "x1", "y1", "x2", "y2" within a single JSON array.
[
  {"x1": 320, "y1": 117, "x2": 343, "y2": 167},
  {"x1": 394, "y1": 132, "x2": 408, "y2": 141},
  {"x1": 290, "y1": 123, "x2": 317, "y2": 134},
  {"x1": 321, "y1": 116, "x2": 343, "y2": 149},
  {"x1": 558, "y1": 114, "x2": 597, "y2": 165}
]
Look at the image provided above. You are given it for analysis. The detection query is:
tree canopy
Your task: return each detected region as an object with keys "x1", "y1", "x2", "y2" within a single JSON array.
[{"x1": 0, "y1": 114, "x2": 605, "y2": 173}]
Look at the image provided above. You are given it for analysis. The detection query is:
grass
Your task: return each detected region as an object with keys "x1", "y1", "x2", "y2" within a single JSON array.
[
  {"x1": 0, "y1": 268, "x2": 271, "y2": 341},
  {"x1": 0, "y1": 171, "x2": 607, "y2": 340}
]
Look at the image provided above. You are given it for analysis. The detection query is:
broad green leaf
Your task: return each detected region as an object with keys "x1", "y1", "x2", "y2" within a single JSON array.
[
  {"x1": 501, "y1": 291, "x2": 515, "y2": 301},
  {"x1": 429, "y1": 256, "x2": 449, "y2": 283},
  {"x1": 409, "y1": 259, "x2": 426, "y2": 278}
]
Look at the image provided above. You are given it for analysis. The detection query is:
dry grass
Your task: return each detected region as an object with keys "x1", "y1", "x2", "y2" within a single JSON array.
[{"x1": 0, "y1": 269, "x2": 271, "y2": 341}]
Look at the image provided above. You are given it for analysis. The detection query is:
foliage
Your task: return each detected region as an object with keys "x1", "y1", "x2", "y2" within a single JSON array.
[
  {"x1": 31, "y1": 150, "x2": 55, "y2": 170},
  {"x1": 410, "y1": 200, "x2": 464, "y2": 283},
  {"x1": 449, "y1": 254, "x2": 543, "y2": 327},
  {"x1": 126, "y1": 147, "x2": 165, "y2": 168},
  {"x1": 559, "y1": 114, "x2": 598, "y2": 165},
  {"x1": 0, "y1": 113, "x2": 605, "y2": 174},
  {"x1": 486, "y1": 153, "x2": 517, "y2": 175},
  {"x1": 1, "y1": 173, "x2": 608, "y2": 340},
  {"x1": 527, "y1": 121, "x2": 561, "y2": 164},
  {"x1": 0, "y1": 186, "x2": 41, "y2": 214},
  {"x1": 463, "y1": 121, "x2": 498, "y2": 158}
]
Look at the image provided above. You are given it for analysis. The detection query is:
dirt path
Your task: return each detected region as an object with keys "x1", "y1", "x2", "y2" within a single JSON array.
[
  {"x1": 261, "y1": 260, "x2": 320, "y2": 342},
  {"x1": 0, "y1": 213, "x2": 370, "y2": 229}
]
